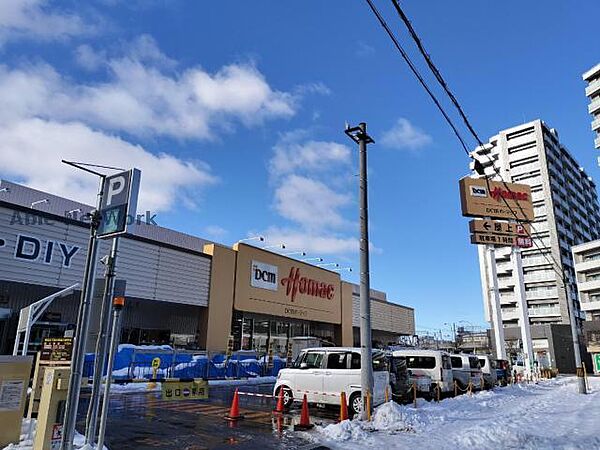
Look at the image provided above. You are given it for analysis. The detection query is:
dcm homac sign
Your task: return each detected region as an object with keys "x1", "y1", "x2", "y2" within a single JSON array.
[{"x1": 459, "y1": 177, "x2": 534, "y2": 222}]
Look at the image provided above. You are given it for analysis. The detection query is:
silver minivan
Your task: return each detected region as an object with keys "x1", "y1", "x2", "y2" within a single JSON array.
[
  {"x1": 450, "y1": 354, "x2": 483, "y2": 391},
  {"x1": 274, "y1": 347, "x2": 390, "y2": 417},
  {"x1": 391, "y1": 349, "x2": 454, "y2": 394},
  {"x1": 477, "y1": 355, "x2": 498, "y2": 389}
]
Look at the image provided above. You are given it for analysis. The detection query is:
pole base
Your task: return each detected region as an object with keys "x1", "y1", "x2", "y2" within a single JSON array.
[{"x1": 224, "y1": 414, "x2": 244, "y2": 421}]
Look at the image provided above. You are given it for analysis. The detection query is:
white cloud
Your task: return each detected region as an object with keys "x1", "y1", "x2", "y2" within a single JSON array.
[
  {"x1": 270, "y1": 134, "x2": 351, "y2": 176},
  {"x1": 274, "y1": 175, "x2": 351, "y2": 230},
  {"x1": 202, "y1": 225, "x2": 227, "y2": 241},
  {"x1": 380, "y1": 118, "x2": 432, "y2": 151},
  {"x1": 0, "y1": 53, "x2": 296, "y2": 140},
  {"x1": 75, "y1": 44, "x2": 106, "y2": 71},
  {"x1": 0, "y1": 118, "x2": 217, "y2": 212},
  {"x1": 0, "y1": 0, "x2": 90, "y2": 45},
  {"x1": 262, "y1": 227, "x2": 358, "y2": 255}
]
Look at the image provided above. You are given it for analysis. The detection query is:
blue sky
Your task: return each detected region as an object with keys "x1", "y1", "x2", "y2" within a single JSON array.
[{"x1": 1, "y1": 1, "x2": 599, "y2": 337}]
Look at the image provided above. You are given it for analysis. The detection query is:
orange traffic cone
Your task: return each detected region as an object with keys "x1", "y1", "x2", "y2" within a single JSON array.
[
  {"x1": 273, "y1": 388, "x2": 285, "y2": 414},
  {"x1": 339, "y1": 391, "x2": 348, "y2": 422},
  {"x1": 295, "y1": 394, "x2": 313, "y2": 430},
  {"x1": 224, "y1": 388, "x2": 244, "y2": 421}
]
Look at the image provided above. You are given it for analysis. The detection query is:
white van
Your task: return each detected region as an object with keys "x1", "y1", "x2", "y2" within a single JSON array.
[
  {"x1": 274, "y1": 347, "x2": 390, "y2": 417},
  {"x1": 391, "y1": 349, "x2": 454, "y2": 394},
  {"x1": 477, "y1": 355, "x2": 498, "y2": 389},
  {"x1": 450, "y1": 354, "x2": 483, "y2": 391}
]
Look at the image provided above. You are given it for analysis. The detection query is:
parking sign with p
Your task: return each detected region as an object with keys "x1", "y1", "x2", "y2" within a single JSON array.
[{"x1": 97, "y1": 168, "x2": 141, "y2": 239}]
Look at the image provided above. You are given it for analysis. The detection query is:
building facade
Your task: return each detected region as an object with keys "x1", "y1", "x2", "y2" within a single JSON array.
[
  {"x1": 572, "y1": 240, "x2": 600, "y2": 373},
  {"x1": 471, "y1": 120, "x2": 600, "y2": 367},
  {"x1": 0, "y1": 180, "x2": 415, "y2": 355},
  {"x1": 583, "y1": 63, "x2": 600, "y2": 151}
]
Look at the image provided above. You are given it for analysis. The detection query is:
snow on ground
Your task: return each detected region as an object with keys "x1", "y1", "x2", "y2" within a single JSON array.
[
  {"x1": 2, "y1": 419, "x2": 108, "y2": 450},
  {"x1": 312, "y1": 376, "x2": 600, "y2": 450}
]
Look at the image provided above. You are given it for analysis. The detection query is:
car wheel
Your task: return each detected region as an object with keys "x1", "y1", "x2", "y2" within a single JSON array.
[
  {"x1": 348, "y1": 392, "x2": 362, "y2": 418},
  {"x1": 277, "y1": 386, "x2": 293, "y2": 409}
]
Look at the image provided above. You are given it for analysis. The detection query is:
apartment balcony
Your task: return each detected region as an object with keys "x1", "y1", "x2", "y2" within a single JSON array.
[
  {"x1": 578, "y1": 279, "x2": 600, "y2": 293},
  {"x1": 497, "y1": 277, "x2": 515, "y2": 289},
  {"x1": 595, "y1": 135, "x2": 600, "y2": 150},
  {"x1": 581, "y1": 300, "x2": 600, "y2": 313},
  {"x1": 586, "y1": 78, "x2": 600, "y2": 98},
  {"x1": 502, "y1": 308, "x2": 520, "y2": 321},
  {"x1": 528, "y1": 305, "x2": 562, "y2": 317},
  {"x1": 522, "y1": 256, "x2": 551, "y2": 267},
  {"x1": 496, "y1": 262, "x2": 513, "y2": 274},
  {"x1": 526, "y1": 289, "x2": 559, "y2": 300},
  {"x1": 574, "y1": 260, "x2": 600, "y2": 273},
  {"x1": 592, "y1": 117, "x2": 600, "y2": 132},
  {"x1": 589, "y1": 98, "x2": 600, "y2": 115},
  {"x1": 500, "y1": 294, "x2": 517, "y2": 306},
  {"x1": 524, "y1": 271, "x2": 556, "y2": 283}
]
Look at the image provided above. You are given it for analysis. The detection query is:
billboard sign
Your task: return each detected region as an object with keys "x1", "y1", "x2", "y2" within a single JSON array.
[
  {"x1": 97, "y1": 169, "x2": 141, "y2": 239},
  {"x1": 250, "y1": 260, "x2": 278, "y2": 291},
  {"x1": 459, "y1": 177, "x2": 534, "y2": 222}
]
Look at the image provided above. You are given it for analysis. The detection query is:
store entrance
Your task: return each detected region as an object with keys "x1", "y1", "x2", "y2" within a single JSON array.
[{"x1": 231, "y1": 311, "x2": 336, "y2": 357}]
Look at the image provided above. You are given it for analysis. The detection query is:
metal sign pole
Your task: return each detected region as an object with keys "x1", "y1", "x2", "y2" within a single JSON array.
[
  {"x1": 61, "y1": 177, "x2": 104, "y2": 450},
  {"x1": 513, "y1": 246, "x2": 533, "y2": 379},
  {"x1": 85, "y1": 237, "x2": 119, "y2": 445},
  {"x1": 564, "y1": 276, "x2": 587, "y2": 394},
  {"x1": 97, "y1": 297, "x2": 125, "y2": 450},
  {"x1": 486, "y1": 245, "x2": 507, "y2": 360}
]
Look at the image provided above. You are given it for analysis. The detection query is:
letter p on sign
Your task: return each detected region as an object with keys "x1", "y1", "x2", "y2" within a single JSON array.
[{"x1": 106, "y1": 175, "x2": 126, "y2": 207}]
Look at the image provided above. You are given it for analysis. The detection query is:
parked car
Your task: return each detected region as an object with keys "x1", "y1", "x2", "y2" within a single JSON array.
[
  {"x1": 391, "y1": 349, "x2": 454, "y2": 396},
  {"x1": 388, "y1": 354, "x2": 433, "y2": 401},
  {"x1": 450, "y1": 354, "x2": 483, "y2": 392},
  {"x1": 274, "y1": 347, "x2": 390, "y2": 417},
  {"x1": 495, "y1": 359, "x2": 510, "y2": 386},
  {"x1": 477, "y1": 355, "x2": 498, "y2": 389}
]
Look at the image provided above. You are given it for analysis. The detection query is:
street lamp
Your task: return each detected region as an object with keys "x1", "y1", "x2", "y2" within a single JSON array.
[
  {"x1": 333, "y1": 267, "x2": 353, "y2": 272},
  {"x1": 301, "y1": 257, "x2": 323, "y2": 263},
  {"x1": 284, "y1": 251, "x2": 306, "y2": 257},
  {"x1": 262, "y1": 243, "x2": 286, "y2": 250},
  {"x1": 317, "y1": 263, "x2": 339, "y2": 268},
  {"x1": 238, "y1": 236, "x2": 265, "y2": 243},
  {"x1": 31, "y1": 199, "x2": 49, "y2": 208}
]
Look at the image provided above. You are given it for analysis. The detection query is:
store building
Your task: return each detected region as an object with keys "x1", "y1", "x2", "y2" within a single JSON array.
[{"x1": 0, "y1": 179, "x2": 415, "y2": 355}]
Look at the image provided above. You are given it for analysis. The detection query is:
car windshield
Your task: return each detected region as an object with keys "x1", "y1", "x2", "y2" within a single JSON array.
[
  {"x1": 406, "y1": 356, "x2": 436, "y2": 369},
  {"x1": 478, "y1": 358, "x2": 487, "y2": 368}
]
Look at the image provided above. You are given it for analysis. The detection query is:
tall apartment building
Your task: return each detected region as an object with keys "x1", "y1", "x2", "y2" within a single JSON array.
[
  {"x1": 472, "y1": 120, "x2": 600, "y2": 368},
  {"x1": 583, "y1": 63, "x2": 600, "y2": 150},
  {"x1": 572, "y1": 241, "x2": 600, "y2": 373}
]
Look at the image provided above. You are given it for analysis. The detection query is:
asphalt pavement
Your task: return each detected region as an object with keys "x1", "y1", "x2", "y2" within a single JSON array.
[{"x1": 78, "y1": 382, "x2": 337, "y2": 450}]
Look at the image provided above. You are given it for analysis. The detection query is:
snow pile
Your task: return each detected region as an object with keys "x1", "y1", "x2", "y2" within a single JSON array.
[
  {"x1": 313, "y1": 377, "x2": 600, "y2": 449},
  {"x1": 2, "y1": 419, "x2": 108, "y2": 450}
]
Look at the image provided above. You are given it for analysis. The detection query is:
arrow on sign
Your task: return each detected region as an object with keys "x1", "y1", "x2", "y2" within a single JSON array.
[{"x1": 483, "y1": 222, "x2": 491, "y2": 231}]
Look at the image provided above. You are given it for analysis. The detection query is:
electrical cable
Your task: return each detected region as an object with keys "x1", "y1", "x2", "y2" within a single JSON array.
[{"x1": 367, "y1": 0, "x2": 569, "y2": 284}]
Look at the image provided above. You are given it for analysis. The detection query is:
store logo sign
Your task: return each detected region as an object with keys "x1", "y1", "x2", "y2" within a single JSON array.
[
  {"x1": 281, "y1": 267, "x2": 335, "y2": 302},
  {"x1": 251, "y1": 260, "x2": 278, "y2": 291},
  {"x1": 470, "y1": 185, "x2": 488, "y2": 197}
]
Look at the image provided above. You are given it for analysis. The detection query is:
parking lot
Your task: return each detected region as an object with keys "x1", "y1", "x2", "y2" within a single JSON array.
[{"x1": 80, "y1": 381, "x2": 338, "y2": 450}]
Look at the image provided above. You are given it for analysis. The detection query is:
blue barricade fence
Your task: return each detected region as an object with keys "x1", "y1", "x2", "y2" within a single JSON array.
[{"x1": 83, "y1": 345, "x2": 287, "y2": 380}]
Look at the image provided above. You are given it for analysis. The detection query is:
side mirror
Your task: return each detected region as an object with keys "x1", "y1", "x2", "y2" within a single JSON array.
[{"x1": 300, "y1": 362, "x2": 308, "y2": 370}]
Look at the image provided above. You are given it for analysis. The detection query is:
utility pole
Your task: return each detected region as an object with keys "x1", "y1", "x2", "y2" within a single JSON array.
[
  {"x1": 564, "y1": 275, "x2": 587, "y2": 394},
  {"x1": 85, "y1": 237, "x2": 120, "y2": 445},
  {"x1": 61, "y1": 174, "x2": 104, "y2": 450},
  {"x1": 345, "y1": 122, "x2": 374, "y2": 420}
]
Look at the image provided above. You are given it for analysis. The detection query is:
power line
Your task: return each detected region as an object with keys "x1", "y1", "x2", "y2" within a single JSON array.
[
  {"x1": 362, "y1": 0, "x2": 470, "y2": 155},
  {"x1": 369, "y1": 0, "x2": 568, "y2": 283}
]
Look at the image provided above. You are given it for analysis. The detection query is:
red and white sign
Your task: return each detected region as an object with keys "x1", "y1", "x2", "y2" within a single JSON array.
[{"x1": 280, "y1": 267, "x2": 335, "y2": 302}]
